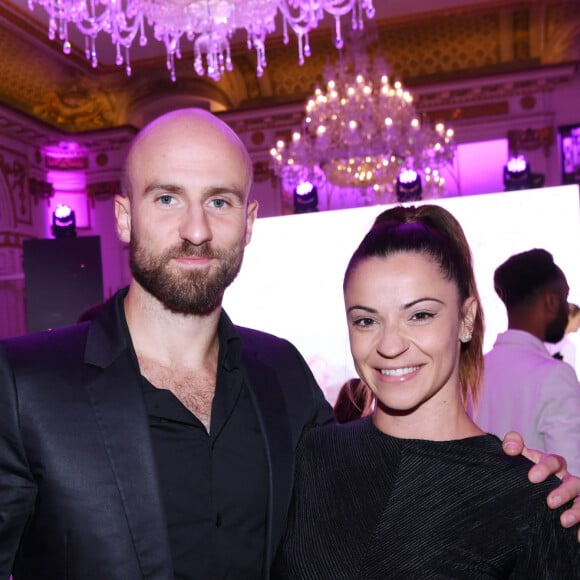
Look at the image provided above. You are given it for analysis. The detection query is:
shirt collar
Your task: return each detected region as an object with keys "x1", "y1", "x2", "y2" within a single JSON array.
[
  {"x1": 495, "y1": 328, "x2": 552, "y2": 356},
  {"x1": 217, "y1": 309, "x2": 243, "y2": 372},
  {"x1": 109, "y1": 289, "x2": 243, "y2": 373}
]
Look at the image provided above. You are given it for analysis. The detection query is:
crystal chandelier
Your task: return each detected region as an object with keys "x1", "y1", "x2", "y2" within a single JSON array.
[
  {"x1": 270, "y1": 35, "x2": 456, "y2": 203},
  {"x1": 27, "y1": 0, "x2": 376, "y2": 82}
]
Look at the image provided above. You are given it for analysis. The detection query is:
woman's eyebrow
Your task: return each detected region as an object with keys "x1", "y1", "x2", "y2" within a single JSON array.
[{"x1": 403, "y1": 297, "x2": 444, "y2": 309}]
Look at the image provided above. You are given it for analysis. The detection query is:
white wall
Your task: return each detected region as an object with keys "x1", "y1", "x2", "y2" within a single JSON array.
[{"x1": 223, "y1": 185, "x2": 580, "y2": 404}]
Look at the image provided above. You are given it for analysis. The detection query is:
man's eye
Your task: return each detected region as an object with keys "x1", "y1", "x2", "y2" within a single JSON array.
[
  {"x1": 211, "y1": 199, "x2": 228, "y2": 209},
  {"x1": 158, "y1": 195, "x2": 174, "y2": 205}
]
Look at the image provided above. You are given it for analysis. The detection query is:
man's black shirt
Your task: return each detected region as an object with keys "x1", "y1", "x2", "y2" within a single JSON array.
[{"x1": 141, "y1": 318, "x2": 268, "y2": 580}]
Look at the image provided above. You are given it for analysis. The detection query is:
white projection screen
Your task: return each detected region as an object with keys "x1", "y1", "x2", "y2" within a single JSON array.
[{"x1": 223, "y1": 185, "x2": 580, "y2": 404}]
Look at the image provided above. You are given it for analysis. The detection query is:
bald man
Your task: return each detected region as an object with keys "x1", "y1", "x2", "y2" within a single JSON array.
[
  {"x1": 0, "y1": 109, "x2": 333, "y2": 579},
  {"x1": 1, "y1": 110, "x2": 579, "y2": 580}
]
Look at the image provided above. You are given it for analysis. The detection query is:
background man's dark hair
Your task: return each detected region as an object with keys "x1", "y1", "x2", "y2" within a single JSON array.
[{"x1": 494, "y1": 248, "x2": 564, "y2": 309}]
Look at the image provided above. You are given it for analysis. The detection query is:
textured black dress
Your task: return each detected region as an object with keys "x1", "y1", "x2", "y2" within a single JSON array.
[{"x1": 272, "y1": 417, "x2": 579, "y2": 579}]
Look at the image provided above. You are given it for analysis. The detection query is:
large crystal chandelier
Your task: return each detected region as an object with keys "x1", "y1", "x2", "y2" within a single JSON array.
[
  {"x1": 270, "y1": 34, "x2": 456, "y2": 202},
  {"x1": 27, "y1": 0, "x2": 375, "y2": 82}
]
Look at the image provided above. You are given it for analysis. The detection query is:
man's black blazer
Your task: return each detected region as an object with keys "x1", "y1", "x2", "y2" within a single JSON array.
[{"x1": 0, "y1": 289, "x2": 333, "y2": 579}]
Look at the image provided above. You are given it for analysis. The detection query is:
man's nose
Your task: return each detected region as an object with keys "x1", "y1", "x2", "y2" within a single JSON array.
[{"x1": 179, "y1": 204, "x2": 212, "y2": 245}]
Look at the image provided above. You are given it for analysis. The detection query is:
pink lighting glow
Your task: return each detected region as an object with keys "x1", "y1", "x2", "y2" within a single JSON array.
[
  {"x1": 43, "y1": 176, "x2": 89, "y2": 239},
  {"x1": 54, "y1": 204, "x2": 73, "y2": 219},
  {"x1": 506, "y1": 155, "x2": 528, "y2": 173},
  {"x1": 296, "y1": 181, "x2": 315, "y2": 195},
  {"x1": 398, "y1": 168, "x2": 419, "y2": 184}
]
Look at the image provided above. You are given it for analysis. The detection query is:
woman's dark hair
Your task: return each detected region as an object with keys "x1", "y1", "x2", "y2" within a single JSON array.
[
  {"x1": 343, "y1": 204, "x2": 485, "y2": 406},
  {"x1": 333, "y1": 378, "x2": 373, "y2": 424}
]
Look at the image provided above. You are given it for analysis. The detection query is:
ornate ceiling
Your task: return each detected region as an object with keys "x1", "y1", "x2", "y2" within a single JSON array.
[{"x1": 0, "y1": 0, "x2": 578, "y2": 133}]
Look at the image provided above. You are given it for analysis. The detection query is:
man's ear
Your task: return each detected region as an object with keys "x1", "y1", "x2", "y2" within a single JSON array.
[
  {"x1": 115, "y1": 195, "x2": 131, "y2": 244},
  {"x1": 244, "y1": 200, "x2": 259, "y2": 246},
  {"x1": 543, "y1": 290, "x2": 560, "y2": 315}
]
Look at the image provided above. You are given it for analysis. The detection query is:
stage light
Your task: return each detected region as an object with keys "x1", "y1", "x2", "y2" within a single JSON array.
[
  {"x1": 503, "y1": 155, "x2": 545, "y2": 191},
  {"x1": 293, "y1": 181, "x2": 319, "y2": 214},
  {"x1": 52, "y1": 204, "x2": 77, "y2": 238},
  {"x1": 503, "y1": 156, "x2": 530, "y2": 191},
  {"x1": 396, "y1": 169, "x2": 423, "y2": 202}
]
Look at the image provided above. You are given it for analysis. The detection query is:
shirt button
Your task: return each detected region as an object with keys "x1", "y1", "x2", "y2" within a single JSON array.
[{"x1": 215, "y1": 513, "x2": 222, "y2": 528}]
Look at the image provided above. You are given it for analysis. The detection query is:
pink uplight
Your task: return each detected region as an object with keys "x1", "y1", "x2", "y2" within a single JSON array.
[{"x1": 506, "y1": 155, "x2": 527, "y2": 173}]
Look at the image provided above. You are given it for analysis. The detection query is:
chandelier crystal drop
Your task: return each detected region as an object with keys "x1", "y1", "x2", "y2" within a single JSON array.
[
  {"x1": 270, "y1": 38, "x2": 456, "y2": 202},
  {"x1": 27, "y1": 0, "x2": 376, "y2": 82}
]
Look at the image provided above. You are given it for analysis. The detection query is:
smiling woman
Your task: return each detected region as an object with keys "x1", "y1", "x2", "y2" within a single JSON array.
[
  {"x1": 344, "y1": 252, "x2": 478, "y2": 438},
  {"x1": 343, "y1": 204, "x2": 484, "y2": 434},
  {"x1": 272, "y1": 204, "x2": 580, "y2": 579}
]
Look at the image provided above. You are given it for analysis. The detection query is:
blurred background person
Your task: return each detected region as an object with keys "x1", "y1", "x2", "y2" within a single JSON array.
[{"x1": 476, "y1": 249, "x2": 580, "y2": 474}]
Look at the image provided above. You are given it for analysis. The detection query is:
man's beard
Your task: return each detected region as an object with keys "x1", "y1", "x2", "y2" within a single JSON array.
[
  {"x1": 129, "y1": 237, "x2": 244, "y2": 315},
  {"x1": 545, "y1": 300, "x2": 569, "y2": 344}
]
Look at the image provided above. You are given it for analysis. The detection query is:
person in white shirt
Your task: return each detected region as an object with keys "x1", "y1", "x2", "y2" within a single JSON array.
[{"x1": 476, "y1": 249, "x2": 580, "y2": 474}]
